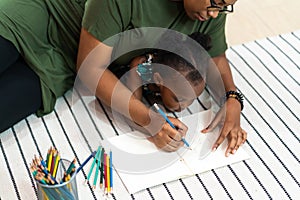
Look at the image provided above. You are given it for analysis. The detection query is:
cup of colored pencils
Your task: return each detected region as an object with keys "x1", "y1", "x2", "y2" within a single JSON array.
[{"x1": 30, "y1": 147, "x2": 78, "y2": 200}]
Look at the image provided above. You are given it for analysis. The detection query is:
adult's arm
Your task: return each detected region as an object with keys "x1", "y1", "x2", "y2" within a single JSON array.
[
  {"x1": 76, "y1": 28, "x2": 151, "y2": 126},
  {"x1": 202, "y1": 53, "x2": 247, "y2": 156},
  {"x1": 76, "y1": 28, "x2": 187, "y2": 151}
]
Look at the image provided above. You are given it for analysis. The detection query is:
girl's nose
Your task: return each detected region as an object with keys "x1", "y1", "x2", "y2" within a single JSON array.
[
  {"x1": 177, "y1": 100, "x2": 193, "y2": 112},
  {"x1": 208, "y1": 10, "x2": 219, "y2": 18},
  {"x1": 173, "y1": 104, "x2": 182, "y2": 112}
]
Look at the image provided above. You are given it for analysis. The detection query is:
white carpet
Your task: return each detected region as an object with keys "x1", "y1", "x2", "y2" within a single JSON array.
[{"x1": 0, "y1": 30, "x2": 299, "y2": 200}]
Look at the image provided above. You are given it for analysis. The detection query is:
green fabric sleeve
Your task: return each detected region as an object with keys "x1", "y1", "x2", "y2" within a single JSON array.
[{"x1": 82, "y1": 0, "x2": 132, "y2": 43}]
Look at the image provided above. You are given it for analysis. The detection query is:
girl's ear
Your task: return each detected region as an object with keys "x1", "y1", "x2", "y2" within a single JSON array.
[{"x1": 153, "y1": 72, "x2": 164, "y2": 86}]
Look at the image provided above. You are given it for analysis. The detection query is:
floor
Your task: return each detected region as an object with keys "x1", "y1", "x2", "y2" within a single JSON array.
[
  {"x1": 226, "y1": 0, "x2": 300, "y2": 45},
  {"x1": 1, "y1": 30, "x2": 299, "y2": 199},
  {"x1": 1, "y1": 1, "x2": 299, "y2": 199}
]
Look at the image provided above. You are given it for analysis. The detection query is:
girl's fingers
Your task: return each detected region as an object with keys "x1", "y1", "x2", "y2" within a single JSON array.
[
  {"x1": 168, "y1": 139, "x2": 183, "y2": 149},
  {"x1": 162, "y1": 143, "x2": 180, "y2": 152},
  {"x1": 167, "y1": 118, "x2": 188, "y2": 141},
  {"x1": 169, "y1": 129, "x2": 182, "y2": 141},
  {"x1": 150, "y1": 127, "x2": 183, "y2": 152},
  {"x1": 169, "y1": 118, "x2": 188, "y2": 134}
]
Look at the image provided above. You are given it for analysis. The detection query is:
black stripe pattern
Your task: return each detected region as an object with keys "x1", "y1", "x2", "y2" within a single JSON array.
[{"x1": 0, "y1": 31, "x2": 299, "y2": 200}]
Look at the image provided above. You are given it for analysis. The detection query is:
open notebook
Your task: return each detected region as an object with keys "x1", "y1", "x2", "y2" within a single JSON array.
[{"x1": 102, "y1": 110, "x2": 250, "y2": 194}]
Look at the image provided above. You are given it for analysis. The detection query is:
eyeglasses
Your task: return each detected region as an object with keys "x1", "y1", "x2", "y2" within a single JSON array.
[{"x1": 207, "y1": 0, "x2": 234, "y2": 13}]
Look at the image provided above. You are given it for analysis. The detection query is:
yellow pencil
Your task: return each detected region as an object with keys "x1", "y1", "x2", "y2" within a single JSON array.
[
  {"x1": 50, "y1": 150, "x2": 57, "y2": 175},
  {"x1": 66, "y1": 174, "x2": 71, "y2": 190},
  {"x1": 47, "y1": 148, "x2": 53, "y2": 172},
  {"x1": 52, "y1": 152, "x2": 60, "y2": 178}
]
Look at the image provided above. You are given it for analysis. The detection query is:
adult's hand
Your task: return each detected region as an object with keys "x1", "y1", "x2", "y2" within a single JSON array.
[{"x1": 201, "y1": 99, "x2": 247, "y2": 156}]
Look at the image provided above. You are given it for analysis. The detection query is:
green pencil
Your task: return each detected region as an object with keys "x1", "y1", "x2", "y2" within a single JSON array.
[
  {"x1": 93, "y1": 148, "x2": 102, "y2": 189},
  {"x1": 86, "y1": 147, "x2": 101, "y2": 182}
]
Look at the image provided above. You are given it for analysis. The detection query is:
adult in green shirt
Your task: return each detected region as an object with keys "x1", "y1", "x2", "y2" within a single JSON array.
[{"x1": 0, "y1": 0, "x2": 246, "y2": 156}]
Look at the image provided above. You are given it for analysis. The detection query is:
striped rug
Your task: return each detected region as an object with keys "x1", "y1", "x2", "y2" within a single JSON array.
[{"x1": 0, "y1": 30, "x2": 299, "y2": 200}]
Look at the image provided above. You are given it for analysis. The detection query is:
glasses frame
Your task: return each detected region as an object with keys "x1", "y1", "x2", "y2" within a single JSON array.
[{"x1": 207, "y1": 0, "x2": 234, "y2": 13}]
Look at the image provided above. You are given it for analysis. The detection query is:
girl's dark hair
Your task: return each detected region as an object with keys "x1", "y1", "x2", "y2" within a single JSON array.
[
  {"x1": 152, "y1": 32, "x2": 211, "y2": 85},
  {"x1": 189, "y1": 32, "x2": 212, "y2": 51}
]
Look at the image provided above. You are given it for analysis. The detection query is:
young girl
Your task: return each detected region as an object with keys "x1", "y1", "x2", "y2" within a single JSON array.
[
  {"x1": 107, "y1": 32, "x2": 212, "y2": 151},
  {"x1": 124, "y1": 32, "x2": 211, "y2": 112}
]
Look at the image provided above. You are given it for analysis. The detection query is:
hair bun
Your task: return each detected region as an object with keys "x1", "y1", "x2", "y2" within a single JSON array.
[{"x1": 188, "y1": 32, "x2": 212, "y2": 51}]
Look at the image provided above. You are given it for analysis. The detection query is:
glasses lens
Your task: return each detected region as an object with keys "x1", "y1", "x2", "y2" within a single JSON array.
[
  {"x1": 223, "y1": 0, "x2": 237, "y2": 5},
  {"x1": 220, "y1": 5, "x2": 233, "y2": 13},
  {"x1": 208, "y1": 0, "x2": 234, "y2": 13}
]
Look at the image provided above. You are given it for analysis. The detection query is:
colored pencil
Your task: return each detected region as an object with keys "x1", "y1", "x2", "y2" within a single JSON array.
[
  {"x1": 50, "y1": 150, "x2": 57, "y2": 175},
  {"x1": 106, "y1": 154, "x2": 110, "y2": 193},
  {"x1": 40, "y1": 157, "x2": 47, "y2": 168},
  {"x1": 66, "y1": 158, "x2": 76, "y2": 175},
  {"x1": 99, "y1": 148, "x2": 105, "y2": 188},
  {"x1": 47, "y1": 148, "x2": 53, "y2": 171},
  {"x1": 76, "y1": 151, "x2": 96, "y2": 174},
  {"x1": 93, "y1": 148, "x2": 101, "y2": 189},
  {"x1": 104, "y1": 153, "x2": 107, "y2": 193},
  {"x1": 87, "y1": 147, "x2": 101, "y2": 182},
  {"x1": 109, "y1": 150, "x2": 113, "y2": 193},
  {"x1": 46, "y1": 148, "x2": 50, "y2": 170}
]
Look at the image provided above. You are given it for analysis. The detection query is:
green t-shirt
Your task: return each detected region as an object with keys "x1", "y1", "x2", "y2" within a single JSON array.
[
  {"x1": 83, "y1": 0, "x2": 227, "y2": 59},
  {"x1": 0, "y1": 0, "x2": 227, "y2": 116}
]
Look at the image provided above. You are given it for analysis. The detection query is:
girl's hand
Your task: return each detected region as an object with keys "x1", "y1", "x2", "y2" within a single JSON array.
[
  {"x1": 148, "y1": 117, "x2": 188, "y2": 152},
  {"x1": 201, "y1": 98, "x2": 247, "y2": 156}
]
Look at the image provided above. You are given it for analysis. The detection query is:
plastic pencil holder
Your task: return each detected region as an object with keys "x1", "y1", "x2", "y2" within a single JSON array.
[{"x1": 36, "y1": 159, "x2": 79, "y2": 200}]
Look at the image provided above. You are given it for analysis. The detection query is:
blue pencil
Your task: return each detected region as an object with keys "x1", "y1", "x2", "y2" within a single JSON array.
[
  {"x1": 153, "y1": 103, "x2": 191, "y2": 149},
  {"x1": 76, "y1": 151, "x2": 97, "y2": 174},
  {"x1": 109, "y1": 150, "x2": 113, "y2": 192}
]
